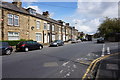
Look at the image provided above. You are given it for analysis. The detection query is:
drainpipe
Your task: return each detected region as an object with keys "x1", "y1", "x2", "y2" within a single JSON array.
[
  {"x1": 43, "y1": 30, "x2": 44, "y2": 43},
  {"x1": 65, "y1": 26, "x2": 66, "y2": 41},
  {"x1": 61, "y1": 25, "x2": 63, "y2": 41},
  {"x1": 1, "y1": 9, "x2": 4, "y2": 40},
  {"x1": 50, "y1": 23, "x2": 52, "y2": 42}
]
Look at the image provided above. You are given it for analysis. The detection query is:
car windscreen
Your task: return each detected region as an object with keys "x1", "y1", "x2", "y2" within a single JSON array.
[
  {"x1": 54, "y1": 40, "x2": 58, "y2": 42},
  {"x1": 17, "y1": 41, "x2": 25, "y2": 45}
]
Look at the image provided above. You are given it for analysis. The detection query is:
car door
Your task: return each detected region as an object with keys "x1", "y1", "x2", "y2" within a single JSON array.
[
  {"x1": 32, "y1": 41, "x2": 39, "y2": 49},
  {"x1": 0, "y1": 42, "x2": 2, "y2": 55},
  {"x1": 59, "y1": 40, "x2": 62, "y2": 45},
  {"x1": 27, "y1": 41, "x2": 33, "y2": 50}
]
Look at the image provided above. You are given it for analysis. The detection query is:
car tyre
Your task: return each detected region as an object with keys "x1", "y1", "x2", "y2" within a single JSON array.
[
  {"x1": 5, "y1": 49, "x2": 11, "y2": 55},
  {"x1": 25, "y1": 47, "x2": 29, "y2": 52},
  {"x1": 56, "y1": 44, "x2": 59, "y2": 47},
  {"x1": 39, "y1": 46, "x2": 43, "y2": 50}
]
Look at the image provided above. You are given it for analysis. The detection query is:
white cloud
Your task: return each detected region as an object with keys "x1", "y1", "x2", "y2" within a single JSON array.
[
  {"x1": 69, "y1": 2, "x2": 118, "y2": 34},
  {"x1": 49, "y1": 12, "x2": 54, "y2": 18},
  {"x1": 78, "y1": 0, "x2": 120, "y2": 2},
  {"x1": 71, "y1": 18, "x2": 101, "y2": 34},
  {"x1": 77, "y1": 2, "x2": 118, "y2": 18},
  {"x1": 3, "y1": 0, "x2": 120, "y2": 2}
]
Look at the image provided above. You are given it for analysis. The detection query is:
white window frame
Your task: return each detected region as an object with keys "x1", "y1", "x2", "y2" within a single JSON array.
[
  {"x1": 59, "y1": 27, "x2": 61, "y2": 32},
  {"x1": 52, "y1": 35, "x2": 55, "y2": 41},
  {"x1": 36, "y1": 33, "x2": 42, "y2": 42},
  {"x1": 47, "y1": 24, "x2": 50, "y2": 30},
  {"x1": 36, "y1": 21, "x2": 40, "y2": 29},
  {"x1": 52, "y1": 25, "x2": 55, "y2": 31},
  {"x1": 8, "y1": 32, "x2": 19, "y2": 40},
  {"x1": 14, "y1": 15, "x2": 19, "y2": 26},
  {"x1": 44, "y1": 23, "x2": 47, "y2": 30},
  {"x1": 8, "y1": 14, "x2": 13, "y2": 25}
]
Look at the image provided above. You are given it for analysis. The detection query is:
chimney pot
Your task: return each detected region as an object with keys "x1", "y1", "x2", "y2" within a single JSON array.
[{"x1": 12, "y1": 0, "x2": 22, "y2": 7}]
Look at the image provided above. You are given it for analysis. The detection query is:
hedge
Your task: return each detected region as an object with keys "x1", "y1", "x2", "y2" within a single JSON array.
[{"x1": 0, "y1": 39, "x2": 33, "y2": 46}]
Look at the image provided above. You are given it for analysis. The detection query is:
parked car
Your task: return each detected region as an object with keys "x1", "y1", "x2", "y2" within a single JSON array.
[
  {"x1": 67, "y1": 39, "x2": 78, "y2": 43},
  {"x1": 97, "y1": 37, "x2": 105, "y2": 43},
  {"x1": 77, "y1": 39, "x2": 81, "y2": 43},
  {"x1": 50, "y1": 40, "x2": 64, "y2": 47},
  {"x1": 16, "y1": 41, "x2": 43, "y2": 52},
  {"x1": 0, "y1": 42, "x2": 13, "y2": 55}
]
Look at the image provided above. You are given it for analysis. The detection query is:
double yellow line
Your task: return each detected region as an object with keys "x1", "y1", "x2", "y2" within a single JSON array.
[{"x1": 82, "y1": 53, "x2": 119, "y2": 80}]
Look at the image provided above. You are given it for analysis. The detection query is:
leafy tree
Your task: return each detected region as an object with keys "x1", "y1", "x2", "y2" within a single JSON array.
[{"x1": 97, "y1": 17, "x2": 120, "y2": 38}]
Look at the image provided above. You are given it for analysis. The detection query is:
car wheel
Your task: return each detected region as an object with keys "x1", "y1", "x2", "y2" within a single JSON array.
[
  {"x1": 56, "y1": 44, "x2": 59, "y2": 47},
  {"x1": 39, "y1": 46, "x2": 43, "y2": 50},
  {"x1": 25, "y1": 47, "x2": 29, "y2": 52},
  {"x1": 5, "y1": 49, "x2": 11, "y2": 55}
]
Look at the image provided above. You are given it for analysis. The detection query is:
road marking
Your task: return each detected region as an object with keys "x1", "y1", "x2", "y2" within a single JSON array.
[
  {"x1": 64, "y1": 76, "x2": 67, "y2": 78},
  {"x1": 73, "y1": 64, "x2": 77, "y2": 68},
  {"x1": 101, "y1": 44, "x2": 105, "y2": 56},
  {"x1": 60, "y1": 70, "x2": 63, "y2": 74},
  {"x1": 82, "y1": 53, "x2": 119, "y2": 80},
  {"x1": 62, "y1": 61, "x2": 70, "y2": 66},
  {"x1": 72, "y1": 70, "x2": 74, "y2": 72},
  {"x1": 66, "y1": 72, "x2": 71, "y2": 76},
  {"x1": 43, "y1": 62, "x2": 58, "y2": 67},
  {"x1": 68, "y1": 66, "x2": 70, "y2": 68},
  {"x1": 107, "y1": 47, "x2": 110, "y2": 54}
]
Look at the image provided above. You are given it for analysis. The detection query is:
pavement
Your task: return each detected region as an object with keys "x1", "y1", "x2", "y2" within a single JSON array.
[
  {"x1": 1, "y1": 41, "x2": 119, "y2": 79},
  {"x1": 82, "y1": 53, "x2": 120, "y2": 80},
  {"x1": 95, "y1": 53, "x2": 120, "y2": 80}
]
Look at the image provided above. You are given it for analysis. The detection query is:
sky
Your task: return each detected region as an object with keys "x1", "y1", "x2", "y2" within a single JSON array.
[{"x1": 3, "y1": 0, "x2": 119, "y2": 34}]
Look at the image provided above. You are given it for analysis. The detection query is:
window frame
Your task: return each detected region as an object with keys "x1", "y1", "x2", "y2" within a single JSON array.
[
  {"x1": 36, "y1": 21, "x2": 40, "y2": 29},
  {"x1": 8, "y1": 14, "x2": 13, "y2": 26},
  {"x1": 44, "y1": 23, "x2": 47, "y2": 30},
  {"x1": 36, "y1": 33, "x2": 42, "y2": 42},
  {"x1": 52, "y1": 25, "x2": 55, "y2": 31},
  {"x1": 14, "y1": 15, "x2": 19, "y2": 26},
  {"x1": 47, "y1": 24, "x2": 50, "y2": 30},
  {"x1": 8, "y1": 32, "x2": 20, "y2": 40}
]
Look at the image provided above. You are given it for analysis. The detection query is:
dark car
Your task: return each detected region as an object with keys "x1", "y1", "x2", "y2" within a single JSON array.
[
  {"x1": 16, "y1": 41, "x2": 43, "y2": 52},
  {"x1": 0, "y1": 42, "x2": 13, "y2": 55},
  {"x1": 50, "y1": 40, "x2": 64, "y2": 47},
  {"x1": 97, "y1": 37, "x2": 105, "y2": 43}
]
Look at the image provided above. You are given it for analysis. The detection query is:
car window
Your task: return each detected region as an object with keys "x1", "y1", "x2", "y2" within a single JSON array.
[
  {"x1": 0, "y1": 42, "x2": 9, "y2": 46},
  {"x1": 27, "y1": 41, "x2": 33, "y2": 44},
  {"x1": 33, "y1": 41, "x2": 38, "y2": 44},
  {"x1": 54, "y1": 40, "x2": 58, "y2": 42}
]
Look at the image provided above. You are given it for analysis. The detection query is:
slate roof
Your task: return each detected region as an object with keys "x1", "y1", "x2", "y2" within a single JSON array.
[{"x1": 1, "y1": 2, "x2": 62, "y2": 25}]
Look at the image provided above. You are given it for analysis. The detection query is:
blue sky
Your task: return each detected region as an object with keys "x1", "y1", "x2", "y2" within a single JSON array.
[
  {"x1": 3, "y1": 0, "x2": 119, "y2": 34},
  {"x1": 23, "y1": 2, "x2": 77, "y2": 20}
]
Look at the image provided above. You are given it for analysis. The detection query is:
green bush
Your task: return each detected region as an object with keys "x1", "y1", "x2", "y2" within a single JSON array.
[{"x1": 0, "y1": 39, "x2": 33, "y2": 46}]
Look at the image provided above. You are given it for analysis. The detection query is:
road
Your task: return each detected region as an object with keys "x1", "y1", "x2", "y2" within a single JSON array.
[{"x1": 2, "y1": 41, "x2": 119, "y2": 79}]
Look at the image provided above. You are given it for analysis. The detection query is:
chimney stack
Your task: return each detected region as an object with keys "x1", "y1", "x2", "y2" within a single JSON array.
[
  {"x1": 58, "y1": 20, "x2": 63, "y2": 24},
  {"x1": 42, "y1": 11, "x2": 49, "y2": 18},
  {"x1": 12, "y1": 0, "x2": 22, "y2": 8},
  {"x1": 66, "y1": 23, "x2": 69, "y2": 26}
]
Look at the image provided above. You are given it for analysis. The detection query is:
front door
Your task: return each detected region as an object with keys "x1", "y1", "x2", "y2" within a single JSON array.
[
  {"x1": 44, "y1": 34, "x2": 47, "y2": 43},
  {"x1": 48, "y1": 35, "x2": 50, "y2": 43}
]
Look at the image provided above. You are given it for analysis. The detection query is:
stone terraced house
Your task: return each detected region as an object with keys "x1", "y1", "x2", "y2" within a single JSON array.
[{"x1": 0, "y1": 0, "x2": 79, "y2": 43}]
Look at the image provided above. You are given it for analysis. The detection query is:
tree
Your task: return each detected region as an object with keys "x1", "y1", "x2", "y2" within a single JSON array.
[{"x1": 97, "y1": 17, "x2": 120, "y2": 38}]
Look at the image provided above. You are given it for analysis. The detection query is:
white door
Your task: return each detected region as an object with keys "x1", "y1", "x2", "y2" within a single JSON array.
[
  {"x1": 47, "y1": 35, "x2": 50, "y2": 43},
  {"x1": 44, "y1": 34, "x2": 47, "y2": 43},
  {"x1": 52, "y1": 35, "x2": 55, "y2": 41},
  {"x1": 63, "y1": 35, "x2": 65, "y2": 41}
]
